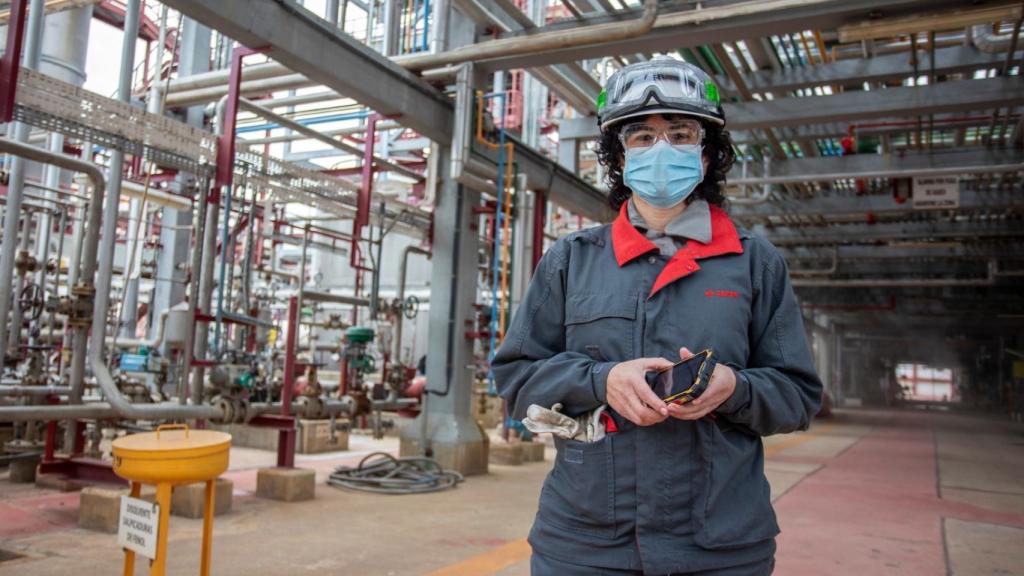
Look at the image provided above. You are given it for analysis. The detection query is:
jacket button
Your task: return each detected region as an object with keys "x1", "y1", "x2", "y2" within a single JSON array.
[{"x1": 648, "y1": 256, "x2": 657, "y2": 264}]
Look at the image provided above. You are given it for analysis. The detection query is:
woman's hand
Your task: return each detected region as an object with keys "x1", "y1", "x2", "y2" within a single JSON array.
[
  {"x1": 606, "y1": 357, "x2": 674, "y2": 426},
  {"x1": 666, "y1": 347, "x2": 736, "y2": 421}
]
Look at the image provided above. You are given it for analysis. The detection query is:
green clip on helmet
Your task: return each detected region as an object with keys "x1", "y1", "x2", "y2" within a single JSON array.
[{"x1": 597, "y1": 57, "x2": 725, "y2": 131}]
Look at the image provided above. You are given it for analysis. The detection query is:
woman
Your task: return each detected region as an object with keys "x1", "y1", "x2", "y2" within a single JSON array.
[{"x1": 492, "y1": 58, "x2": 822, "y2": 575}]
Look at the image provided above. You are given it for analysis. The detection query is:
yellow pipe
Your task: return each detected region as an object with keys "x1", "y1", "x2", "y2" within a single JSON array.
[
  {"x1": 799, "y1": 31, "x2": 816, "y2": 65},
  {"x1": 813, "y1": 30, "x2": 829, "y2": 63}
]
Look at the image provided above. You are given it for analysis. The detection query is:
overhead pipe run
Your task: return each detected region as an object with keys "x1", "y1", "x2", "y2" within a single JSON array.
[
  {"x1": 395, "y1": 0, "x2": 658, "y2": 71},
  {"x1": 791, "y1": 260, "x2": 999, "y2": 288},
  {"x1": 729, "y1": 162, "x2": 1024, "y2": 187}
]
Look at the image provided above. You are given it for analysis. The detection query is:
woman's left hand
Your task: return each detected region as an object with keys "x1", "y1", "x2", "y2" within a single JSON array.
[{"x1": 666, "y1": 347, "x2": 736, "y2": 421}]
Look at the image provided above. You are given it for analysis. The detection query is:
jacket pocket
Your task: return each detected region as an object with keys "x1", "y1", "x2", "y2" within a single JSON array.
[
  {"x1": 538, "y1": 435, "x2": 616, "y2": 539},
  {"x1": 564, "y1": 292, "x2": 636, "y2": 360},
  {"x1": 694, "y1": 420, "x2": 779, "y2": 549}
]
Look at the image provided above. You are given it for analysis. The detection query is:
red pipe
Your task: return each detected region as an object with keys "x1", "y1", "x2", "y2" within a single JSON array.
[
  {"x1": 532, "y1": 190, "x2": 547, "y2": 269},
  {"x1": 0, "y1": 0, "x2": 28, "y2": 123}
]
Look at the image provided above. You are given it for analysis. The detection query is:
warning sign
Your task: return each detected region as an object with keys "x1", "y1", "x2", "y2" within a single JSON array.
[
  {"x1": 912, "y1": 176, "x2": 960, "y2": 209},
  {"x1": 117, "y1": 496, "x2": 159, "y2": 559}
]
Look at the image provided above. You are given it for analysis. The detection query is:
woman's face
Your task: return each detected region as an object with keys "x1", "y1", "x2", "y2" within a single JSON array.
[{"x1": 617, "y1": 113, "x2": 710, "y2": 174}]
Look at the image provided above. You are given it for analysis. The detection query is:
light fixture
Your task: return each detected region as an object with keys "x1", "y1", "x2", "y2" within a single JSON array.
[{"x1": 838, "y1": 3, "x2": 1024, "y2": 43}]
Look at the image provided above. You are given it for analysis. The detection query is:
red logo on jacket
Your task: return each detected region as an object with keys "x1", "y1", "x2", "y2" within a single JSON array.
[{"x1": 704, "y1": 289, "x2": 740, "y2": 299}]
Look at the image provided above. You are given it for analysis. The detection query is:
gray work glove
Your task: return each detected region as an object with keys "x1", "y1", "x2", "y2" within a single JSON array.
[{"x1": 522, "y1": 403, "x2": 608, "y2": 442}]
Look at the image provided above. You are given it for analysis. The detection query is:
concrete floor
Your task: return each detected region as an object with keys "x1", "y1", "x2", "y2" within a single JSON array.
[{"x1": 0, "y1": 408, "x2": 1022, "y2": 575}]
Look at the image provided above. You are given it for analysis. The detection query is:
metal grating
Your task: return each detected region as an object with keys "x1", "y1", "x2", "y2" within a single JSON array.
[{"x1": 12, "y1": 68, "x2": 217, "y2": 174}]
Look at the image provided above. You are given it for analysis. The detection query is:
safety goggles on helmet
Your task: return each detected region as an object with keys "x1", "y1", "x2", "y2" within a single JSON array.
[
  {"x1": 597, "y1": 57, "x2": 725, "y2": 131},
  {"x1": 618, "y1": 118, "x2": 705, "y2": 149}
]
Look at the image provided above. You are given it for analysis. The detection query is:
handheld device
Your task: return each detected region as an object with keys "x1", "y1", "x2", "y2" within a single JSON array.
[{"x1": 645, "y1": 349, "x2": 716, "y2": 405}]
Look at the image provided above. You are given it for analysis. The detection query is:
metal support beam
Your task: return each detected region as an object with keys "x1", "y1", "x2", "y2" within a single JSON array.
[
  {"x1": 161, "y1": 0, "x2": 609, "y2": 221},
  {"x1": 161, "y1": 0, "x2": 453, "y2": 143}
]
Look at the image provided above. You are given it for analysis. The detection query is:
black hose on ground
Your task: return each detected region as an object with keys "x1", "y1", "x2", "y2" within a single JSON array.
[{"x1": 326, "y1": 451, "x2": 464, "y2": 494}]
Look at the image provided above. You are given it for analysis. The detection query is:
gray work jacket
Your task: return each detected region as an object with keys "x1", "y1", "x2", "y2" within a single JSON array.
[{"x1": 492, "y1": 203, "x2": 823, "y2": 575}]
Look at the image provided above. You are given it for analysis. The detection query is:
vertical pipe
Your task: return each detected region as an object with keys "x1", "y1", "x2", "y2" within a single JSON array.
[
  {"x1": 326, "y1": 0, "x2": 340, "y2": 26},
  {"x1": 120, "y1": 5, "x2": 169, "y2": 338},
  {"x1": 532, "y1": 190, "x2": 546, "y2": 268},
  {"x1": 0, "y1": 0, "x2": 46, "y2": 361},
  {"x1": 93, "y1": 0, "x2": 141, "y2": 361}
]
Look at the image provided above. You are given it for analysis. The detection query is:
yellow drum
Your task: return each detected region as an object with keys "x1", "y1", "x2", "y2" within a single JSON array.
[
  {"x1": 113, "y1": 425, "x2": 230, "y2": 484},
  {"x1": 111, "y1": 424, "x2": 231, "y2": 576}
]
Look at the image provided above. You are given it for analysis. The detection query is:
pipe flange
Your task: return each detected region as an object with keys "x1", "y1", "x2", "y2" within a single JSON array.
[{"x1": 294, "y1": 395, "x2": 326, "y2": 420}]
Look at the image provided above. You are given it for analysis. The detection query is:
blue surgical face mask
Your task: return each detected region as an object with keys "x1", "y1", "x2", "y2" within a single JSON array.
[{"x1": 623, "y1": 141, "x2": 704, "y2": 209}]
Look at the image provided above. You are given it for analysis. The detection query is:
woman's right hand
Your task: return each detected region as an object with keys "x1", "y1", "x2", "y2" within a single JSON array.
[{"x1": 606, "y1": 358, "x2": 673, "y2": 426}]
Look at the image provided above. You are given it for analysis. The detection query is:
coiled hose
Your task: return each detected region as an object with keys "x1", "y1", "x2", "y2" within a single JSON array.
[{"x1": 327, "y1": 452, "x2": 464, "y2": 494}]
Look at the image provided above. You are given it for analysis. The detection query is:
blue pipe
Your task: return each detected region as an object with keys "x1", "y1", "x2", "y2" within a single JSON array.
[
  {"x1": 235, "y1": 110, "x2": 371, "y2": 134},
  {"x1": 483, "y1": 91, "x2": 507, "y2": 396},
  {"x1": 421, "y1": 0, "x2": 430, "y2": 53}
]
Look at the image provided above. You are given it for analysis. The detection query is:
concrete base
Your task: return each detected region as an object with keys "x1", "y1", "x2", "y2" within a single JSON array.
[
  {"x1": 212, "y1": 420, "x2": 349, "y2": 454},
  {"x1": 35, "y1": 473, "x2": 85, "y2": 492},
  {"x1": 9, "y1": 454, "x2": 41, "y2": 483},
  {"x1": 399, "y1": 418, "x2": 489, "y2": 476},
  {"x1": 521, "y1": 441, "x2": 546, "y2": 463},
  {"x1": 488, "y1": 441, "x2": 524, "y2": 466},
  {"x1": 171, "y1": 478, "x2": 233, "y2": 519},
  {"x1": 474, "y1": 394, "x2": 505, "y2": 430},
  {"x1": 256, "y1": 467, "x2": 315, "y2": 502},
  {"x1": 78, "y1": 485, "x2": 156, "y2": 533},
  {"x1": 0, "y1": 426, "x2": 13, "y2": 448}
]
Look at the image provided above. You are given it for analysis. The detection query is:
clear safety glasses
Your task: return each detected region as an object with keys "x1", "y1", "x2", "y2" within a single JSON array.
[{"x1": 618, "y1": 119, "x2": 705, "y2": 150}]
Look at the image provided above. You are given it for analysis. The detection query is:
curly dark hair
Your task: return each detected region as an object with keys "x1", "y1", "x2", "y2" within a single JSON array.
[{"x1": 595, "y1": 114, "x2": 737, "y2": 210}]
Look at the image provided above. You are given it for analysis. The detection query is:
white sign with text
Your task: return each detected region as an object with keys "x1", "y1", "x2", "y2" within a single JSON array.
[
  {"x1": 117, "y1": 496, "x2": 159, "y2": 559},
  {"x1": 912, "y1": 176, "x2": 960, "y2": 209}
]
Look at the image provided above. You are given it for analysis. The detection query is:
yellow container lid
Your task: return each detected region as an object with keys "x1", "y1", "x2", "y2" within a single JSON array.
[{"x1": 112, "y1": 425, "x2": 230, "y2": 459}]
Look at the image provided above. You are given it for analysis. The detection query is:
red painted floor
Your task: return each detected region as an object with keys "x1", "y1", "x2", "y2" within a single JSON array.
[{"x1": 774, "y1": 412, "x2": 1024, "y2": 575}]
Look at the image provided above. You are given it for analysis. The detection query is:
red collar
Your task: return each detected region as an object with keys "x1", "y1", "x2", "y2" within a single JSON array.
[{"x1": 611, "y1": 202, "x2": 744, "y2": 297}]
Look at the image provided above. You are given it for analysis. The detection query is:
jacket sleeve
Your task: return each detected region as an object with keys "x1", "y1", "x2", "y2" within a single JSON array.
[
  {"x1": 492, "y1": 242, "x2": 614, "y2": 420},
  {"x1": 716, "y1": 245, "x2": 823, "y2": 436}
]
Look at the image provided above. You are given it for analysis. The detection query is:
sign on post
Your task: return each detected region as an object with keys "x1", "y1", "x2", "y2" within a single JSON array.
[
  {"x1": 912, "y1": 176, "x2": 960, "y2": 209},
  {"x1": 117, "y1": 496, "x2": 159, "y2": 559}
]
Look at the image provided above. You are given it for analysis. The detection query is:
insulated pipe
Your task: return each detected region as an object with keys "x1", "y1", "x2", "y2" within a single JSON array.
[
  {"x1": 394, "y1": 0, "x2": 658, "y2": 70},
  {"x1": 393, "y1": 245, "x2": 430, "y2": 363},
  {"x1": 970, "y1": 23, "x2": 1023, "y2": 53},
  {"x1": 0, "y1": 0, "x2": 46, "y2": 362},
  {"x1": 93, "y1": 0, "x2": 140, "y2": 351},
  {"x1": 0, "y1": 386, "x2": 73, "y2": 397},
  {"x1": 791, "y1": 260, "x2": 998, "y2": 288},
  {"x1": 729, "y1": 162, "x2": 1024, "y2": 187},
  {"x1": 789, "y1": 246, "x2": 839, "y2": 276}
]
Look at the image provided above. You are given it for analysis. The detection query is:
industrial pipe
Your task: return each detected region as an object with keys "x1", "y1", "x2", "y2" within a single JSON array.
[
  {"x1": 0, "y1": 386, "x2": 73, "y2": 397},
  {"x1": 395, "y1": 0, "x2": 658, "y2": 71},
  {"x1": 238, "y1": 98, "x2": 423, "y2": 181},
  {"x1": 0, "y1": 136, "x2": 222, "y2": 422},
  {"x1": 791, "y1": 260, "x2": 998, "y2": 288},
  {"x1": 730, "y1": 162, "x2": 1024, "y2": 187},
  {"x1": 393, "y1": 245, "x2": 431, "y2": 363}
]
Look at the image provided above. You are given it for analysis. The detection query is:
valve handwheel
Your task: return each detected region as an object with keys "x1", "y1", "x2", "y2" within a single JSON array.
[{"x1": 403, "y1": 295, "x2": 419, "y2": 320}]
